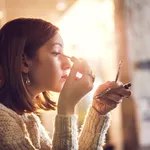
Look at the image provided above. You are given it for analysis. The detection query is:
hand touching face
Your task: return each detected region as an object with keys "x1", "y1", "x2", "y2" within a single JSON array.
[{"x1": 58, "y1": 58, "x2": 95, "y2": 114}]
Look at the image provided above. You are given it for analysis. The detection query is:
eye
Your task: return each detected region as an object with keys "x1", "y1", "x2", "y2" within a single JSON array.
[{"x1": 52, "y1": 52, "x2": 61, "y2": 56}]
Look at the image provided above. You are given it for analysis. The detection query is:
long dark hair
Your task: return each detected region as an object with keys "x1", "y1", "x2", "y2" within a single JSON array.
[{"x1": 0, "y1": 18, "x2": 58, "y2": 114}]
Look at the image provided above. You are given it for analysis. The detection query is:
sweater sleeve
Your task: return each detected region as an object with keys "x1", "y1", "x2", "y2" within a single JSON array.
[
  {"x1": 78, "y1": 106, "x2": 111, "y2": 150},
  {"x1": 52, "y1": 106, "x2": 111, "y2": 150},
  {"x1": 52, "y1": 114, "x2": 78, "y2": 150},
  {"x1": 0, "y1": 110, "x2": 45, "y2": 150}
]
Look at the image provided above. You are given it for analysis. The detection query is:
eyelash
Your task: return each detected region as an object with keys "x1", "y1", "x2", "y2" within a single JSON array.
[{"x1": 52, "y1": 52, "x2": 61, "y2": 56}]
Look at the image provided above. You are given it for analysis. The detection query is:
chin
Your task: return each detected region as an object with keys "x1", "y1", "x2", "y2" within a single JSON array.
[
  {"x1": 52, "y1": 85, "x2": 63, "y2": 93},
  {"x1": 54, "y1": 89, "x2": 61, "y2": 93},
  {"x1": 48, "y1": 81, "x2": 65, "y2": 93}
]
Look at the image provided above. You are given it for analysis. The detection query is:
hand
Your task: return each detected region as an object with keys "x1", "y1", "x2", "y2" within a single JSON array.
[
  {"x1": 58, "y1": 58, "x2": 94, "y2": 115},
  {"x1": 92, "y1": 81, "x2": 131, "y2": 115}
]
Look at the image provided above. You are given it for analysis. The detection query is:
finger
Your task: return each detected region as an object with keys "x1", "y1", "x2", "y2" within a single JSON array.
[
  {"x1": 110, "y1": 82, "x2": 130, "y2": 93},
  {"x1": 68, "y1": 58, "x2": 90, "y2": 80},
  {"x1": 105, "y1": 92, "x2": 123, "y2": 103},
  {"x1": 114, "y1": 89, "x2": 131, "y2": 98},
  {"x1": 97, "y1": 96, "x2": 120, "y2": 105},
  {"x1": 79, "y1": 74, "x2": 94, "y2": 91},
  {"x1": 102, "y1": 81, "x2": 123, "y2": 92},
  {"x1": 111, "y1": 81, "x2": 124, "y2": 89},
  {"x1": 99, "y1": 101, "x2": 118, "y2": 112},
  {"x1": 76, "y1": 59, "x2": 94, "y2": 83},
  {"x1": 67, "y1": 58, "x2": 79, "y2": 80},
  {"x1": 82, "y1": 71, "x2": 94, "y2": 83},
  {"x1": 77, "y1": 58, "x2": 91, "y2": 74},
  {"x1": 67, "y1": 58, "x2": 85, "y2": 80},
  {"x1": 94, "y1": 81, "x2": 115, "y2": 96}
]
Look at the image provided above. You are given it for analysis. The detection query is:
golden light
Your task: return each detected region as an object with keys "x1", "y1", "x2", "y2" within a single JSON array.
[
  {"x1": 41, "y1": 0, "x2": 119, "y2": 138},
  {"x1": 56, "y1": 0, "x2": 115, "y2": 60},
  {"x1": 0, "y1": 10, "x2": 3, "y2": 19}
]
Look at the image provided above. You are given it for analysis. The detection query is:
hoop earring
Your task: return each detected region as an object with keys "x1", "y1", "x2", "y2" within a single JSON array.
[{"x1": 25, "y1": 75, "x2": 31, "y2": 85}]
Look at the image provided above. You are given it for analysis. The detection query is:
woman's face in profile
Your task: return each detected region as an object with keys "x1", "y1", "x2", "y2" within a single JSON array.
[{"x1": 28, "y1": 32, "x2": 71, "y2": 95}]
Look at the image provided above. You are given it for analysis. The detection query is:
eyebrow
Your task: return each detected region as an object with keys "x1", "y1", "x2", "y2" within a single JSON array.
[{"x1": 52, "y1": 43, "x2": 64, "y2": 48}]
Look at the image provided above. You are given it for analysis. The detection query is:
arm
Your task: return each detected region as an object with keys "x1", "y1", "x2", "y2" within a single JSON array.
[
  {"x1": 52, "y1": 81, "x2": 131, "y2": 150},
  {"x1": 79, "y1": 81, "x2": 131, "y2": 150},
  {"x1": 78, "y1": 106, "x2": 111, "y2": 150},
  {"x1": 51, "y1": 57, "x2": 95, "y2": 150},
  {"x1": 52, "y1": 114, "x2": 78, "y2": 150},
  {"x1": 52, "y1": 106, "x2": 111, "y2": 150},
  {"x1": 52, "y1": 60, "x2": 129, "y2": 149}
]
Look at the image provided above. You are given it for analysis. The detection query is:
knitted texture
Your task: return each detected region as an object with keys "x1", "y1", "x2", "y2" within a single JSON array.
[
  {"x1": 0, "y1": 103, "x2": 51, "y2": 150},
  {"x1": 0, "y1": 103, "x2": 111, "y2": 150},
  {"x1": 79, "y1": 107, "x2": 111, "y2": 150},
  {"x1": 52, "y1": 115, "x2": 78, "y2": 150}
]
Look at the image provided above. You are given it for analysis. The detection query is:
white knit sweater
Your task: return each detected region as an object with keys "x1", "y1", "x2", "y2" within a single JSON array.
[{"x1": 0, "y1": 103, "x2": 111, "y2": 150}]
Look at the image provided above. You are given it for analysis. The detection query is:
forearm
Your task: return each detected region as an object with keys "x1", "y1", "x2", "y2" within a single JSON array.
[
  {"x1": 52, "y1": 114, "x2": 78, "y2": 150},
  {"x1": 52, "y1": 106, "x2": 111, "y2": 150},
  {"x1": 78, "y1": 106, "x2": 111, "y2": 150}
]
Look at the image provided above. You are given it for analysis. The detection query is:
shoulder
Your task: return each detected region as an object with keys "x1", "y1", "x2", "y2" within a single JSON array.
[
  {"x1": 0, "y1": 103, "x2": 38, "y2": 122},
  {"x1": 0, "y1": 103, "x2": 20, "y2": 120},
  {"x1": 0, "y1": 103, "x2": 27, "y2": 144},
  {"x1": 0, "y1": 103, "x2": 24, "y2": 129},
  {"x1": 0, "y1": 103, "x2": 41, "y2": 132}
]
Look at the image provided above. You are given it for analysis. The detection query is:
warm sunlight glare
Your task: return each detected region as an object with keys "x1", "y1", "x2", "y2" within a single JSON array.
[{"x1": 56, "y1": 0, "x2": 115, "y2": 60}]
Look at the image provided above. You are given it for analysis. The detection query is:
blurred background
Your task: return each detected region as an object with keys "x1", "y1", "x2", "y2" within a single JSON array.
[{"x1": 0, "y1": 0, "x2": 150, "y2": 150}]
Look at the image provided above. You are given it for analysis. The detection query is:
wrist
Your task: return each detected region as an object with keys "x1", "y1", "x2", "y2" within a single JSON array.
[
  {"x1": 57, "y1": 104, "x2": 75, "y2": 115},
  {"x1": 92, "y1": 105, "x2": 102, "y2": 115},
  {"x1": 92, "y1": 104, "x2": 108, "y2": 115}
]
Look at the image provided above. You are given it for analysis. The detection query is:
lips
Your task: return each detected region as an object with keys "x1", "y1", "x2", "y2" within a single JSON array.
[
  {"x1": 61, "y1": 75, "x2": 68, "y2": 80},
  {"x1": 61, "y1": 70, "x2": 70, "y2": 80}
]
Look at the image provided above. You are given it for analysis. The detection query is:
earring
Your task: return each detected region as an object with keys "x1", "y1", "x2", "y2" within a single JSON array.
[{"x1": 25, "y1": 75, "x2": 31, "y2": 85}]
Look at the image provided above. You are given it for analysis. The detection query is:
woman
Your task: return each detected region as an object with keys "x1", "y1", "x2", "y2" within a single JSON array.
[{"x1": 0, "y1": 18, "x2": 131, "y2": 150}]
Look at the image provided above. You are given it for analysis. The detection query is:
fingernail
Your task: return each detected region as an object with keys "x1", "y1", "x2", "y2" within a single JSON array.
[
  {"x1": 106, "y1": 81, "x2": 112, "y2": 86},
  {"x1": 117, "y1": 81, "x2": 123, "y2": 86},
  {"x1": 71, "y1": 56, "x2": 78, "y2": 62}
]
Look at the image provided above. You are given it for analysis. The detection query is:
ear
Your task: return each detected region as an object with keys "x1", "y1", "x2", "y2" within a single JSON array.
[{"x1": 21, "y1": 54, "x2": 33, "y2": 73}]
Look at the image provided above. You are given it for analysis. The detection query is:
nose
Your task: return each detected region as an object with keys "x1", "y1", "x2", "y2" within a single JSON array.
[{"x1": 60, "y1": 55, "x2": 72, "y2": 70}]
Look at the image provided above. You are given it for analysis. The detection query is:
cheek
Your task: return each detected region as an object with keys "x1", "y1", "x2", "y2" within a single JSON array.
[{"x1": 30, "y1": 59, "x2": 61, "y2": 88}]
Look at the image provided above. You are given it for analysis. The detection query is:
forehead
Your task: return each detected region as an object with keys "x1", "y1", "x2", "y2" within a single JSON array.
[{"x1": 45, "y1": 32, "x2": 64, "y2": 46}]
